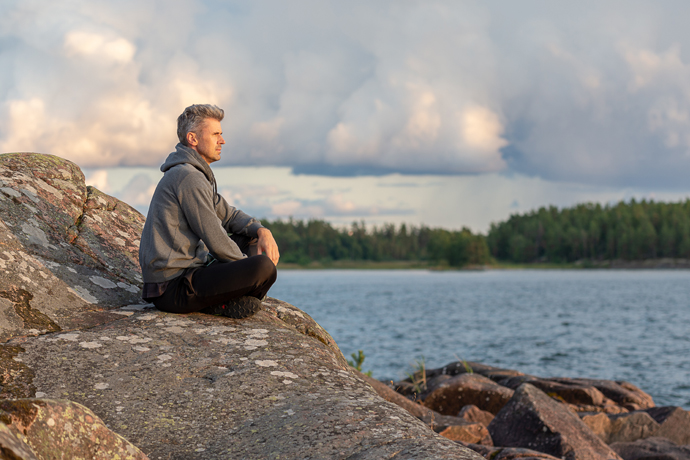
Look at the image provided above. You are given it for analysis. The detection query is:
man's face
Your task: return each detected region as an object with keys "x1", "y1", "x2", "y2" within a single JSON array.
[{"x1": 189, "y1": 118, "x2": 225, "y2": 165}]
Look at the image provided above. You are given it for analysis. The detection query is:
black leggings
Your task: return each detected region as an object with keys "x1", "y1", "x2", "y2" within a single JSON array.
[{"x1": 153, "y1": 254, "x2": 277, "y2": 314}]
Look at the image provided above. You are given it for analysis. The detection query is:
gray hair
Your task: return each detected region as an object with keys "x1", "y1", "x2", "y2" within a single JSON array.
[{"x1": 177, "y1": 104, "x2": 225, "y2": 145}]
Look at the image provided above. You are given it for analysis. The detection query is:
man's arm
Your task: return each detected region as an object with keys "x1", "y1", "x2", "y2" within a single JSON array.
[
  {"x1": 215, "y1": 195, "x2": 279, "y2": 265},
  {"x1": 178, "y1": 174, "x2": 246, "y2": 262},
  {"x1": 257, "y1": 227, "x2": 280, "y2": 265}
]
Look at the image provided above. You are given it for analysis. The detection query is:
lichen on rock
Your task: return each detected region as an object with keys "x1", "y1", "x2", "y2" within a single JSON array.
[
  {"x1": 0, "y1": 152, "x2": 484, "y2": 459},
  {"x1": 11, "y1": 304, "x2": 482, "y2": 458},
  {"x1": 0, "y1": 398, "x2": 148, "y2": 459},
  {"x1": 0, "y1": 153, "x2": 146, "y2": 343}
]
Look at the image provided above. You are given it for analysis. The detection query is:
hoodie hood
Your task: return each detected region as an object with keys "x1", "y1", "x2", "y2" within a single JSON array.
[{"x1": 161, "y1": 143, "x2": 219, "y2": 204}]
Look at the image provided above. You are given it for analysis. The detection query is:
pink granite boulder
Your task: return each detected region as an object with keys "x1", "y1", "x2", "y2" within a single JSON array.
[{"x1": 488, "y1": 384, "x2": 622, "y2": 460}]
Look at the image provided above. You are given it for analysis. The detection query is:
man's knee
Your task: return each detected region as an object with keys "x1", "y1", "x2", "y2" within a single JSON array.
[{"x1": 253, "y1": 254, "x2": 277, "y2": 284}]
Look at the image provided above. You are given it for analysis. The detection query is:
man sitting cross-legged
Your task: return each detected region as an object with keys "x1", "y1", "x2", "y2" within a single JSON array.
[{"x1": 138, "y1": 104, "x2": 279, "y2": 318}]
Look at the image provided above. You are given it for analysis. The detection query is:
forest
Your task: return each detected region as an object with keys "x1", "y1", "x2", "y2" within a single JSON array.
[
  {"x1": 263, "y1": 219, "x2": 490, "y2": 267},
  {"x1": 263, "y1": 199, "x2": 690, "y2": 267},
  {"x1": 486, "y1": 199, "x2": 690, "y2": 263}
]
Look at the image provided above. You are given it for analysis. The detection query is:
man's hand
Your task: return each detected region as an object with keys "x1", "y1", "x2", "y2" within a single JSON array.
[{"x1": 256, "y1": 228, "x2": 280, "y2": 265}]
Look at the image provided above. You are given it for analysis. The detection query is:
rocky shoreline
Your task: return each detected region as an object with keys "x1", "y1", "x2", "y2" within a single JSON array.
[
  {"x1": 360, "y1": 360, "x2": 690, "y2": 460},
  {"x1": 0, "y1": 152, "x2": 686, "y2": 459}
]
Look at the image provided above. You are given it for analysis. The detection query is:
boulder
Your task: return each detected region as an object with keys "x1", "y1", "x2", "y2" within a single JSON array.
[
  {"x1": 488, "y1": 383, "x2": 622, "y2": 460},
  {"x1": 0, "y1": 152, "x2": 485, "y2": 459},
  {"x1": 425, "y1": 361, "x2": 530, "y2": 385},
  {"x1": 438, "y1": 424, "x2": 493, "y2": 446},
  {"x1": 393, "y1": 379, "x2": 421, "y2": 399},
  {"x1": 558, "y1": 378, "x2": 654, "y2": 411},
  {"x1": 395, "y1": 361, "x2": 527, "y2": 402},
  {"x1": 581, "y1": 413, "x2": 612, "y2": 442},
  {"x1": 461, "y1": 442, "x2": 564, "y2": 460},
  {"x1": 459, "y1": 405, "x2": 495, "y2": 427},
  {"x1": 423, "y1": 374, "x2": 514, "y2": 415},
  {"x1": 0, "y1": 421, "x2": 39, "y2": 460},
  {"x1": 0, "y1": 153, "x2": 144, "y2": 343},
  {"x1": 525, "y1": 379, "x2": 606, "y2": 406},
  {"x1": 421, "y1": 373, "x2": 455, "y2": 398},
  {"x1": 611, "y1": 437, "x2": 690, "y2": 460},
  {"x1": 500, "y1": 377, "x2": 642, "y2": 414},
  {"x1": 608, "y1": 412, "x2": 660, "y2": 444},
  {"x1": 644, "y1": 407, "x2": 690, "y2": 446},
  {"x1": 0, "y1": 398, "x2": 148, "y2": 459},
  {"x1": 6, "y1": 300, "x2": 483, "y2": 459},
  {"x1": 581, "y1": 411, "x2": 660, "y2": 444},
  {"x1": 418, "y1": 361, "x2": 651, "y2": 415}
]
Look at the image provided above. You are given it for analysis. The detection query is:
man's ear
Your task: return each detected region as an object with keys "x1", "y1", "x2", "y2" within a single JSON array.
[{"x1": 187, "y1": 131, "x2": 198, "y2": 146}]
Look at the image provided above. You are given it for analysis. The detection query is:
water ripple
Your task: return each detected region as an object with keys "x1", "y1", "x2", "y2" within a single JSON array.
[{"x1": 271, "y1": 269, "x2": 690, "y2": 408}]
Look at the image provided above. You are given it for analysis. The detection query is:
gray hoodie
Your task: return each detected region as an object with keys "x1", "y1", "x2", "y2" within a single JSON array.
[{"x1": 139, "y1": 143, "x2": 263, "y2": 283}]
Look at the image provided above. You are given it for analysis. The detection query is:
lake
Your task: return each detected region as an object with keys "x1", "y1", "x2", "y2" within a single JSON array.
[{"x1": 270, "y1": 269, "x2": 690, "y2": 409}]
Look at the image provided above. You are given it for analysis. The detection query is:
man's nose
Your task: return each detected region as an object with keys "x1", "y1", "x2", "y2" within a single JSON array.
[{"x1": 219, "y1": 135, "x2": 225, "y2": 144}]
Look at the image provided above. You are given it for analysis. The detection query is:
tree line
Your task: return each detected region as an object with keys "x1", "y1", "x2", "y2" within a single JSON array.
[
  {"x1": 263, "y1": 199, "x2": 690, "y2": 266},
  {"x1": 487, "y1": 199, "x2": 690, "y2": 263},
  {"x1": 263, "y1": 219, "x2": 490, "y2": 267}
]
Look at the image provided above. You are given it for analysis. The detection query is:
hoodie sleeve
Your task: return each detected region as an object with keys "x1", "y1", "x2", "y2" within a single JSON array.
[
  {"x1": 177, "y1": 172, "x2": 246, "y2": 262},
  {"x1": 215, "y1": 195, "x2": 264, "y2": 237}
]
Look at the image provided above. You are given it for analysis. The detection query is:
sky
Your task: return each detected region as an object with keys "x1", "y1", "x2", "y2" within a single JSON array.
[{"x1": 3, "y1": 0, "x2": 690, "y2": 232}]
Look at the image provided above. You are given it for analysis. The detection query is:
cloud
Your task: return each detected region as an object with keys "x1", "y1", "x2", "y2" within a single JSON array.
[
  {"x1": 117, "y1": 174, "x2": 157, "y2": 209},
  {"x1": 64, "y1": 31, "x2": 136, "y2": 64},
  {"x1": 84, "y1": 168, "x2": 161, "y2": 216},
  {"x1": 217, "y1": 183, "x2": 410, "y2": 221},
  {"x1": 266, "y1": 195, "x2": 411, "y2": 221},
  {"x1": 2, "y1": 1, "x2": 690, "y2": 188},
  {"x1": 84, "y1": 169, "x2": 110, "y2": 193}
]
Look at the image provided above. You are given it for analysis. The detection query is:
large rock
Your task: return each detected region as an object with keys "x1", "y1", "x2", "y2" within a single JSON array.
[
  {"x1": 645, "y1": 407, "x2": 690, "y2": 446},
  {"x1": 0, "y1": 152, "x2": 484, "y2": 459},
  {"x1": 423, "y1": 373, "x2": 514, "y2": 415},
  {"x1": 415, "y1": 361, "x2": 652, "y2": 415},
  {"x1": 461, "y1": 442, "x2": 563, "y2": 460},
  {"x1": 0, "y1": 421, "x2": 39, "y2": 460},
  {"x1": 438, "y1": 424, "x2": 493, "y2": 446},
  {"x1": 6, "y1": 299, "x2": 483, "y2": 459},
  {"x1": 581, "y1": 412, "x2": 659, "y2": 444},
  {"x1": 561, "y1": 378, "x2": 654, "y2": 411},
  {"x1": 500, "y1": 377, "x2": 646, "y2": 414},
  {"x1": 459, "y1": 405, "x2": 495, "y2": 427},
  {"x1": 611, "y1": 437, "x2": 690, "y2": 460},
  {"x1": 426, "y1": 361, "x2": 529, "y2": 384},
  {"x1": 584, "y1": 407, "x2": 690, "y2": 446},
  {"x1": 0, "y1": 398, "x2": 148, "y2": 459},
  {"x1": 488, "y1": 384, "x2": 622, "y2": 460},
  {"x1": 0, "y1": 153, "x2": 144, "y2": 343}
]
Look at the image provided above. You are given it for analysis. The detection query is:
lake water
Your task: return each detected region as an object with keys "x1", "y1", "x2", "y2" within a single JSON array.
[{"x1": 270, "y1": 269, "x2": 690, "y2": 409}]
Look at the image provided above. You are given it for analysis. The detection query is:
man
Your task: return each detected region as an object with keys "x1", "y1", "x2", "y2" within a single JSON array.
[{"x1": 139, "y1": 104, "x2": 279, "y2": 318}]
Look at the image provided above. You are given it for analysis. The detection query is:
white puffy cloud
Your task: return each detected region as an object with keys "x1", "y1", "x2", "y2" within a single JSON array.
[
  {"x1": 63, "y1": 31, "x2": 136, "y2": 64},
  {"x1": 2, "y1": 0, "x2": 690, "y2": 188}
]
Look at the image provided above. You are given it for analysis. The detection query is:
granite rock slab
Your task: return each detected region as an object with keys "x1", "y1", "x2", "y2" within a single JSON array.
[
  {"x1": 5, "y1": 299, "x2": 484, "y2": 460},
  {"x1": 0, "y1": 152, "x2": 486, "y2": 459},
  {"x1": 0, "y1": 153, "x2": 144, "y2": 343}
]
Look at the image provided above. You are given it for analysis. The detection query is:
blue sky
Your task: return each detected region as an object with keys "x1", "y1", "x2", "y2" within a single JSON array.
[{"x1": 3, "y1": 1, "x2": 690, "y2": 231}]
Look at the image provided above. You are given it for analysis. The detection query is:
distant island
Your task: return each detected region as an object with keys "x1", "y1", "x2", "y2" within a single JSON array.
[{"x1": 265, "y1": 199, "x2": 690, "y2": 268}]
